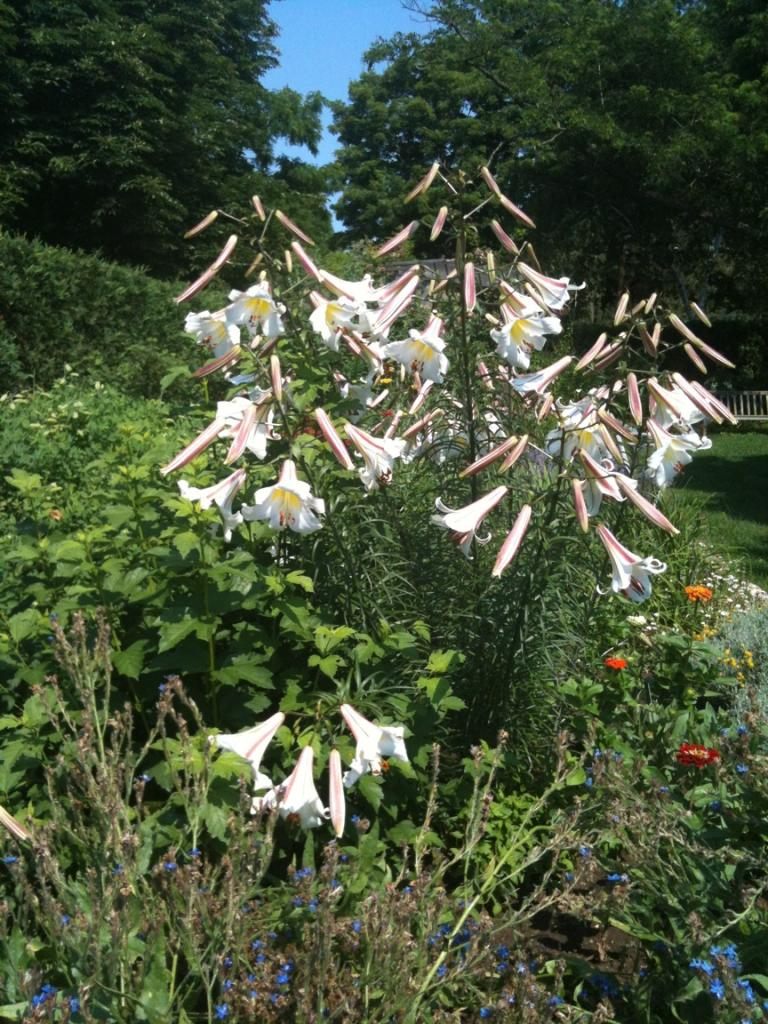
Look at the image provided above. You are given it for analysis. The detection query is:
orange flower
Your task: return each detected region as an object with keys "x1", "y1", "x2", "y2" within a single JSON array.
[
  {"x1": 604, "y1": 656, "x2": 628, "y2": 671},
  {"x1": 685, "y1": 585, "x2": 713, "y2": 603},
  {"x1": 676, "y1": 743, "x2": 720, "y2": 767}
]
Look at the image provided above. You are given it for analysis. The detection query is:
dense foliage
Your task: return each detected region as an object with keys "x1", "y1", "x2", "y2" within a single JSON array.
[
  {"x1": 0, "y1": 0, "x2": 330, "y2": 274},
  {"x1": 331, "y1": 0, "x2": 768, "y2": 318}
]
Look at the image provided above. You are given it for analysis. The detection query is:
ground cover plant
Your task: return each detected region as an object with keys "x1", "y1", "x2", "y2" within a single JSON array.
[{"x1": 2, "y1": 159, "x2": 767, "y2": 1024}]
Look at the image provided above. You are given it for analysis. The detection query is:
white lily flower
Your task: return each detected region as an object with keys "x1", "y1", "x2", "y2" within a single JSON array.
[
  {"x1": 382, "y1": 317, "x2": 449, "y2": 384},
  {"x1": 546, "y1": 397, "x2": 607, "y2": 462},
  {"x1": 517, "y1": 262, "x2": 585, "y2": 311},
  {"x1": 241, "y1": 459, "x2": 325, "y2": 533},
  {"x1": 309, "y1": 296, "x2": 359, "y2": 352},
  {"x1": 645, "y1": 420, "x2": 711, "y2": 488},
  {"x1": 255, "y1": 746, "x2": 328, "y2": 828},
  {"x1": 492, "y1": 291, "x2": 562, "y2": 367},
  {"x1": 209, "y1": 711, "x2": 285, "y2": 799},
  {"x1": 647, "y1": 377, "x2": 706, "y2": 432},
  {"x1": 432, "y1": 485, "x2": 508, "y2": 557},
  {"x1": 178, "y1": 467, "x2": 246, "y2": 542},
  {"x1": 226, "y1": 284, "x2": 284, "y2": 340},
  {"x1": 184, "y1": 310, "x2": 240, "y2": 357},
  {"x1": 340, "y1": 703, "x2": 409, "y2": 788},
  {"x1": 344, "y1": 424, "x2": 406, "y2": 491},
  {"x1": 596, "y1": 524, "x2": 667, "y2": 603}
]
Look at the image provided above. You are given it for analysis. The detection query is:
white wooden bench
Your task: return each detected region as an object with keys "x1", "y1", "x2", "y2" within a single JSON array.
[{"x1": 713, "y1": 390, "x2": 768, "y2": 421}]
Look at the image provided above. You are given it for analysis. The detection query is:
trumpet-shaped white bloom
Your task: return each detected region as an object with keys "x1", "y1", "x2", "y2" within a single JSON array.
[
  {"x1": 178, "y1": 468, "x2": 246, "y2": 542},
  {"x1": 382, "y1": 318, "x2": 449, "y2": 384},
  {"x1": 647, "y1": 377, "x2": 706, "y2": 432},
  {"x1": 546, "y1": 397, "x2": 607, "y2": 463},
  {"x1": 184, "y1": 310, "x2": 240, "y2": 357},
  {"x1": 309, "y1": 297, "x2": 359, "y2": 351},
  {"x1": 492, "y1": 291, "x2": 562, "y2": 368},
  {"x1": 645, "y1": 420, "x2": 711, "y2": 488},
  {"x1": 254, "y1": 746, "x2": 328, "y2": 828},
  {"x1": 209, "y1": 712, "x2": 285, "y2": 798},
  {"x1": 432, "y1": 485, "x2": 508, "y2": 557},
  {"x1": 340, "y1": 703, "x2": 409, "y2": 788},
  {"x1": 596, "y1": 524, "x2": 667, "y2": 603},
  {"x1": 241, "y1": 460, "x2": 325, "y2": 533},
  {"x1": 344, "y1": 424, "x2": 406, "y2": 491},
  {"x1": 226, "y1": 285, "x2": 284, "y2": 340}
]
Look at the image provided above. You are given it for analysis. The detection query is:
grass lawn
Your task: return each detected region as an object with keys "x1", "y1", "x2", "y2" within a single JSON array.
[{"x1": 680, "y1": 426, "x2": 768, "y2": 588}]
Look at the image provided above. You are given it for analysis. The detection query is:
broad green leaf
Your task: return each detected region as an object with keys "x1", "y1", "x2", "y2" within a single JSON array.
[{"x1": 112, "y1": 640, "x2": 149, "y2": 680}]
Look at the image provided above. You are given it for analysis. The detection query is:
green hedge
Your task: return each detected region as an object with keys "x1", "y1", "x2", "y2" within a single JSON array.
[{"x1": 0, "y1": 233, "x2": 200, "y2": 397}]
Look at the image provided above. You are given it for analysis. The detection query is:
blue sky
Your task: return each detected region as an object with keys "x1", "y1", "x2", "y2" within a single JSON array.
[{"x1": 264, "y1": 0, "x2": 429, "y2": 166}]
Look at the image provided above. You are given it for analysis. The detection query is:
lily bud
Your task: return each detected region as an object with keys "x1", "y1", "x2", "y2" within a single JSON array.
[
  {"x1": 684, "y1": 343, "x2": 708, "y2": 373},
  {"x1": 490, "y1": 219, "x2": 519, "y2": 253},
  {"x1": 690, "y1": 301, "x2": 712, "y2": 327},
  {"x1": 274, "y1": 209, "x2": 316, "y2": 246},
  {"x1": 174, "y1": 234, "x2": 238, "y2": 304},
  {"x1": 575, "y1": 332, "x2": 608, "y2": 371},
  {"x1": 375, "y1": 221, "x2": 419, "y2": 258},
  {"x1": 315, "y1": 408, "x2": 354, "y2": 470},
  {"x1": 463, "y1": 261, "x2": 476, "y2": 313},
  {"x1": 626, "y1": 372, "x2": 643, "y2": 425},
  {"x1": 291, "y1": 241, "x2": 322, "y2": 281},
  {"x1": 328, "y1": 750, "x2": 345, "y2": 838},
  {"x1": 184, "y1": 209, "x2": 219, "y2": 239},
  {"x1": 404, "y1": 161, "x2": 440, "y2": 203},
  {"x1": 492, "y1": 504, "x2": 533, "y2": 577},
  {"x1": 430, "y1": 205, "x2": 449, "y2": 241},
  {"x1": 613, "y1": 292, "x2": 630, "y2": 325},
  {"x1": 498, "y1": 193, "x2": 536, "y2": 230},
  {"x1": 270, "y1": 354, "x2": 283, "y2": 402},
  {"x1": 572, "y1": 479, "x2": 589, "y2": 533},
  {"x1": 500, "y1": 434, "x2": 529, "y2": 471},
  {"x1": 480, "y1": 165, "x2": 501, "y2": 195},
  {"x1": 251, "y1": 195, "x2": 266, "y2": 221}
]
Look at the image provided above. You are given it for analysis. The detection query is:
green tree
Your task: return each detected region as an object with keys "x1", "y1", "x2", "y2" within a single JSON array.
[
  {"x1": 331, "y1": 0, "x2": 764, "y2": 315},
  {"x1": 0, "y1": 0, "x2": 330, "y2": 274}
]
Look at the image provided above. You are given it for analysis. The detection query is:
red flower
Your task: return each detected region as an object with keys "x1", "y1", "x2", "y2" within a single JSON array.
[
  {"x1": 603, "y1": 657, "x2": 628, "y2": 671},
  {"x1": 676, "y1": 743, "x2": 720, "y2": 767},
  {"x1": 685, "y1": 585, "x2": 713, "y2": 603}
]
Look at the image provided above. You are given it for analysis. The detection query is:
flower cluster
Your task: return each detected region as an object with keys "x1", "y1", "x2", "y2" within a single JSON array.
[{"x1": 685, "y1": 584, "x2": 714, "y2": 603}]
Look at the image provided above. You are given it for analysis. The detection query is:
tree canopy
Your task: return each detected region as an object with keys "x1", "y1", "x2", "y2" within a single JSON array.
[
  {"x1": 0, "y1": 0, "x2": 330, "y2": 274},
  {"x1": 330, "y1": 0, "x2": 768, "y2": 315}
]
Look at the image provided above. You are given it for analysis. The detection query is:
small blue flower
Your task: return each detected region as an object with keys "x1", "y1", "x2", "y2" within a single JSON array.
[
  {"x1": 736, "y1": 763, "x2": 749, "y2": 775},
  {"x1": 690, "y1": 958, "x2": 715, "y2": 975},
  {"x1": 222, "y1": 979, "x2": 233, "y2": 992},
  {"x1": 403, "y1": 885, "x2": 412, "y2": 894},
  {"x1": 593, "y1": 748, "x2": 603, "y2": 759},
  {"x1": 579, "y1": 845, "x2": 591, "y2": 858},
  {"x1": 61, "y1": 913, "x2": 71, "y2": 925},
  {"x1": 659, "y1": 785, "x2": 670, "y2": 793},
  {"x1": 738, "y1": 979, "x2": 755, "y2": 1004},
  {"x1": 138, "y1": 773, "x2": 152, "y2": 783},
  {"x1": 496, "y1": 945, "x2": 510, "y2": 960},
  {"x1": 351, "y1": 919, "x2": 362, "y2": 934},
  {"x1": 724, "y1": 944, "x2": 741, "y2": 969},
  {"x1": 112, "y1": 863, "x2": 124, "y2": 875},
  {"x1": 351, "y1": 815, "x2": 360, "y2": 825},
  {"x1": 738, "y1": 725, "x2": 749, "y2": 736},
  {"x1": 584, "y1": 777, "x2": 594, "y2": 789},
  {"x1": 2, "y1": 855, "x2": 19, "y2": 865},
  {"x1": 710, "y1": 978, "x2": 725, "y2": 1000},
  {"x1": 188, "y1": 847, "x2": 201, "y2": 858},
  {"x1": 31, "y1": 984, "x2": 57, "y2": 1008},
  {"x1": 214, "y1": 1004, "x2": 229, "y2": 1020},
  {"x1": 606, "y1": 873, "x2": 629, "y2": 884},
  {"x1": 479, "y1": 1009, "x2": 493, "y2": 1019},
  {"x1": 436, "y1": 964, "x2": 448, "y2": 978},
  {"x1": 549, "y1": 996, "x2": 564, "y2": 1007},
  {"x1": 710, "y1": 800, "x2": 722, "y2": 812},
  {"x1": 564, "y1": 871, "x2": 574, "y2": 882},
  {"x1": 308, "y1": 899, "x2": 318, "y2": 912},
  {"x1": 276, "y1": 972, "x2": 291, "y2": 985},
  {"x1": 163, "y1": 861, "x2": 178, "y2": 872},
  {"x1": 339, "y1": 854, "x2": 349, "y2": 863},
  {"x1": 69, "y1": 995, "x2": 80, "y2": 1013},
  {"x1": 292, "y1": 897, "x2": 304, "y2": 908}
]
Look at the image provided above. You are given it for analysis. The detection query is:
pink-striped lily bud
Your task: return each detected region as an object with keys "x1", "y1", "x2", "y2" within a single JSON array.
[
  {"x1": 575, "y1": 332, "x2": 608, "y2": 371},
  {"x1": 375, "y1": 220, "x2": 419, "y2": 258},
  {"x1": 401, "y1": 408, "x2": 443, "y2": 441},
  {"x1": 597, "y1": 408, "x2": 638, "y2": 444},
  {"x1": 486, "y1": 251, "x2": 496, "y2": 282},
  {"x1": 184, "y1": 209, "x2": 219, "y2": 239},
  {"x1": 225, "y1": 402, "x2": 261, "y2": 465},
  {"x1": 684, "y1": 343, "x2": 708, "y2": 374},
  {"x1": 592, "y1": 341, "x2": 623, "y2": 372},
  {"x1": 577, "y1": 449, "x2": 623, "y2": 502},
  {"x1": 464, "y1": 261, "x2": 476, "y2": 313},
  {"x1": 490, "y1": 219, "x2": 519, "y2": 254},
  {"x1": 192, "y1": 346, "x2": 242, "y2": 379},
  {"x1": 270, "y1": 354, "x2": 283, "y2": 402},
  {"x1": 251, "y1": 195, "x2": 266, "y2": 221},
  {"x1": 480, "y1": 165, "x2": 501, "y2": 195},
  {"x1": 430, "y1": 205, "x2": 449, "y2": 241},
  {"x1": 328, "y1": 749, "x2": 346, "y2": 837},
  {"x1": 274, "y1": 209, "x2": 316, "y2": 246},
  {"x1": 315, "y1": 408, "x2": 354, "y2": 470},
  {"x1": 498, "y1": 193, "x2": 536, "y2": 230},
  {"x1": 598, "y1": 423, "x2": 624, "y2": 466},
  {"x1": 408, "y1": 379, "x2": 434, "y2": 415},
  {"x1": 613, "y1": 291, "x2": 630, "y2": 325},
  {"x1": 644, "y1": 292, "x2": 658, "y2": 314},
  {"x1": 651, "y1": 322, "x2": 662, "y2": 350},
  {"x1": 245, "y1": 253, "x2": 264, "y2": 277},
  {"x1": 404, "y1": 161, "x2": 440, "y2": 203},
  {"x1": 572, "y1": 479, "x2": 589, "y2": 533},
  {"x1": 161, "y1": 418, "x2": 226, "y2": 475},
  {"x1": 460, "y1": 434, "x2": 520, "y2": 478},
  {"x1": 626, "y1": 372, "x2": 643, "y2": 425},
  {"x1": 500, "y1": 434, "x2": 529, "y2": 472},
  {"x1": 615, "y1": 475, "x2": 679, "y2": 535},
  {"x1": 476, "y1": 360, "x2": 495, "y2": 391},
  {"x1": 689, "y1": 380, "x2": 737, "y2": 425},
  {"x1": 638, "y1": 322, "x2": 657, "y2": 357},
  {"x1": 670, "y1": 372, "x2": 725, "y2": 423},
  {"x1": 536, "y1": 393, "x2": 555, "y2": 420},
  {"x1": 175, "y1": 234, "x2": 238, "y2": 304},
  {"x1": 384, "y1": 410, "x2": 403, "y2": 439},
  {"x1": 370, "y1": 274, "x2": 420, "y2": 334},
  {"x1": 291, "y1": 241, "x2": 321, "y2": 281},
  {"x1": 670, "y1": 313, "x2": 734, "y2": 367},
  {"x1": 690, "y1": 301, "x2": 712, "y2": 327},
  {"x1": 631, "y1": 299, "x2": 646, "y2": 315},
  {"x1": 492, "y1": 504, "x2": 533, "y2": 577},
  {"x1": 0, "y1": 803, "x2": 31, "y2": 842}
]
